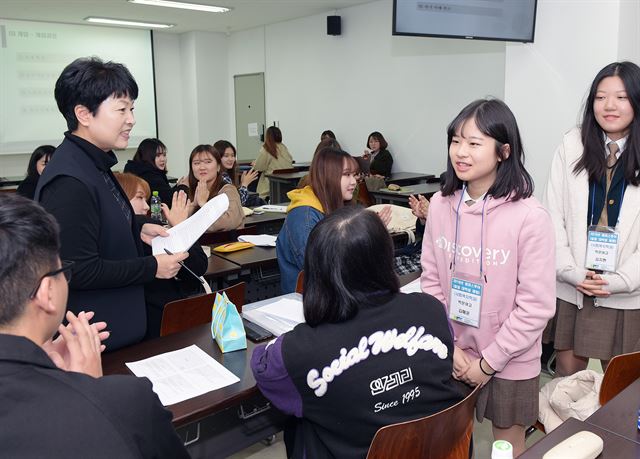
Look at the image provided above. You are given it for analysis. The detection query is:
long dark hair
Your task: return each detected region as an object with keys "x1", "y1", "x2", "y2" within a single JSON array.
[
  {"x1": 310, "y1": 147, "x2": 357, "y2": 214},
  {"x1": 574, "y1": 61, "x2": 640, "y2": 185},
  {"x1": 214, "y1": 140, "x2": 238, "y2": 186},
  {"x1": 26, "y1": 145, "x2": 55, "y2": 178},
  {"x1": 133, "y1": 138, "x2": 168, "y2": 174},
  {"x1": 187, "y1": 145, "x2": 223, "y2": 208},
  {"x1": 303, "y1": 206, "x2": 399, "y2": 326},
  {"x1": 441, "y1": 98, "x2": 534, "y2": 201},
  {"x1": 263, "y1": 126, "x2": 282, "y2": 159}
]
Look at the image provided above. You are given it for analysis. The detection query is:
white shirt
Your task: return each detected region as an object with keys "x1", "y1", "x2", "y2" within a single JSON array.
[
  {"x1": 462, "y1": 187, "x2": 487, "y2": 205},
  {"x1": 604, "y1": 134, "x2": 627, "y2": 161}
]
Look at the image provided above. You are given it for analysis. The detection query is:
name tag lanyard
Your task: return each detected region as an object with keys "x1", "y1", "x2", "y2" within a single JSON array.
[
  {"x1": 449, "y1": 186, "x2": 487, "y2": 328},
  {"x1": 585, "y1": 179, "x2": 625, "y2": 274}
]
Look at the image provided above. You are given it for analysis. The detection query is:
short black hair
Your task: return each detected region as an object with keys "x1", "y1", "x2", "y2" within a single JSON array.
[
  {"x1": 26, "y1": 145, "x2": 56, "y2": 178},
  {"x1": 133, "y1": 138, "x2": 168, "y2": 174},
  {"x1": 302, "y1": 206, "x2": 399, "y2": 326},
  {"x1": 441, "y1": 98, "x2": 534, "y2": 201},
  {"x1": 54, "y1": 57, "x2": 138, "y2": 131},
  {"x1": 0, "y1": 195, "x2": 60, "y2": 325}
]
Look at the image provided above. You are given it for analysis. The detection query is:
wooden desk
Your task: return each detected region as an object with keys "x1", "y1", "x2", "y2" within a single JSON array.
[
  {"x1": 586, "y1": 378, "x2": 640, "y2": 444},
  {"x1": 266, "y1": 171, "x2": 306, "y2": 204},
  {"x1": 520, "y1": 417, "x2": 640, "y2": 458},
  {"x1": 103, "y1": 324, "x2": 286, "y2": 458},
  {"x1": 204, "y1": 255, "x2": 241, "y2": 290},
  {"x1": 386, "y1": 172, "x2": 435, "y2": 186},
  {"x1": 244, "y1": 211, "x2": 286, "y2": 235},
  {"x1": 212, "y1": 246, "x2": 277, "y2": 270},
  {"x1": 370, "y1": 183, "x2": 440, "y2": 206},
  {"x1": 0, "y1": 175, "x2": 25, "y2": 187},
  {"x1": 292, "y1": 161, "x2": 311, "y2": 171}
]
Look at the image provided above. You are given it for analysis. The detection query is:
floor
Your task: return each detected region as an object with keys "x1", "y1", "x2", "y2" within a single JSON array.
[{"x1": 229, "y1": 359, "x2": 604, "y2": 459}]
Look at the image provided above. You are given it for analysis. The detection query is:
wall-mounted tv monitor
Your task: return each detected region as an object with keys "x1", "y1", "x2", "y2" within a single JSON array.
[{"x1": 392, "y1": 0, "x2": 537, "y2": 43}]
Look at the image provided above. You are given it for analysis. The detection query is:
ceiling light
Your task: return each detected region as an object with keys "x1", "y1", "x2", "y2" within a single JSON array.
[
  {"x1": 85, "y1": 17, "x2": 175, "y2": 29},
  {"x1": 128, "y1": 0, "x2": 231, "y2": 13}
]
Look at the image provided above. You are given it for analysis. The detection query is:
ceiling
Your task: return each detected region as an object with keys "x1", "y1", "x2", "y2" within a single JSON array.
[{"x1": 0, "y1": 0, "x2": 375, "y2": 34}]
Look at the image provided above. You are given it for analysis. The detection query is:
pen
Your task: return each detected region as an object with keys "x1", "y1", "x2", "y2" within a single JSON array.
[{"x1": 164, "y1": 248, "x2": 206, "y2": 287}]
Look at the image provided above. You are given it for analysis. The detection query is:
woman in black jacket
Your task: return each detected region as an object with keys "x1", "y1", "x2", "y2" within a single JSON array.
[{"x1": 124, "y1": 138, "x2": 177, "y2": 206}]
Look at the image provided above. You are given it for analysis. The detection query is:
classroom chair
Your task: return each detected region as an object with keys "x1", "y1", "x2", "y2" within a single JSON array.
[
  {"x1": 599, "y1": 350, "x2": 640, "y2": 405},
  {"x1": 295, "y1": 271, "x2": 304, "y2": 294},
  {"x1": 160, "y1": 282, "x2": 246, "y2": 337},
  {"x1": 366, "y1": 383, "x2": 480, "y2": 459}
]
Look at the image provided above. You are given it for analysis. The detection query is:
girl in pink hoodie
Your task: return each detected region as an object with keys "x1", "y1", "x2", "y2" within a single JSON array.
[{"x1": 420, "y1": 98, "x2": 556, "y2": 456}]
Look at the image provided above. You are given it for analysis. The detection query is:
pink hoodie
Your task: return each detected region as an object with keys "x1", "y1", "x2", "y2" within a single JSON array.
[{"x1": 420, "y1": 190, "x2": 556, "y2": 380}]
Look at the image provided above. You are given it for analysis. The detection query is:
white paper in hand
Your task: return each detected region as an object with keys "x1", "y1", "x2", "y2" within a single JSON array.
[{"x1": 152, "y1": 193, "x2": 229, "y2": 255}]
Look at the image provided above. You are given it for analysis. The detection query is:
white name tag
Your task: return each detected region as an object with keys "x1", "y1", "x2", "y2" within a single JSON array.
[
  {"x1": 585, "y1": 228, "x2": 619, "y2": 273},
  {"x1": 449, "y1": 276, "x2": 482, "y2": 328}
]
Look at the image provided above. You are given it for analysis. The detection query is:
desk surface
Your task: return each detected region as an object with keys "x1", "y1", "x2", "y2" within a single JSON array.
[
  {"x1": 386, "y1": 172, "x2": 435, "y2": 184},
  {"x1": 102, "y1": 324, "x2": 258, "y2": 428},
  {"x1": 587, "y1": 377, "x2": 640, "y2": 444},
  {"x1": 204, "y1": 254, "x2": 241, "y2": 279},
  {"x1": 521, "y1": 417, "x2": 640, "y2": 459},
  {"x1": 372, "y1": 182, "x2": 441, "y2": 197},
  {"x1": 212, "y1": 246, "x2": 277, "y2": 269},
  {"x1": 244, "y1": 211, "x2": 286, "y2": 226},
  {"x1": 266, "y1": 171, "x2": 307, "y2": 181}
]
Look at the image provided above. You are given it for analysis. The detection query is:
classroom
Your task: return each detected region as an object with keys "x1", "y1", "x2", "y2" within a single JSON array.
[{"x1": 1, "y1": 1, "x2": 639, "y2": 458}]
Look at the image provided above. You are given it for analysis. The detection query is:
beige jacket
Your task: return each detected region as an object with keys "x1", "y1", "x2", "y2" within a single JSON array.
[
  {"x1": 543, "y1": 127, "x2": 640, "y2": 310},
  {"x1": 254, "y1": 143, "x2": 293, "y2": 198},
  {"x1": 204, "y1": 184, "x2": 245, "y2": 232}
]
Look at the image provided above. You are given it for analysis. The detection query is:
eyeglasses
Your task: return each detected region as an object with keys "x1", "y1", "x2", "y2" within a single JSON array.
[{"x1": 29, "y1": 260, "x2": 75, "y2": 299}]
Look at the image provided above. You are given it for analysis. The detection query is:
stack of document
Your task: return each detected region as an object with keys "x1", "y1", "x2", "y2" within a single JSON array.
[{"x1": 243, "y1": 296, "x2": 305, "y2": 336}]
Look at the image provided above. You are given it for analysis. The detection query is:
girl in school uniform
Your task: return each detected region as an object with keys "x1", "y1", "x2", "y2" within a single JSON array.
[
  {"x1": 184, "y1": 144, "x2": 245, "y2": 232},
  {"x1": 214, "y1": 139, "x2": 259, "y2": 206},
  {"x1": 253, "y1": 126, "x2": 294, "y2": 200},
  {"x1": 543, "y1": 61, "x2": 640, "y2": 377},
  {"x1": 420, "y1": 98, "x2": 556, "y2": 456}
]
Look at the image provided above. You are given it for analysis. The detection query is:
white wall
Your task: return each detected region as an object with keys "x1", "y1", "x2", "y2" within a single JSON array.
[
  {"x1": 228, "y1": 0, "x2": 505, "y2": 177},
  {"x1": 504, "y1": 0, "x2": 638, "y2": 197}
]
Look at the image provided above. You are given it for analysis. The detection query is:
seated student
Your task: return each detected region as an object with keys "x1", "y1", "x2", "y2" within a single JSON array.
[
  {"x1": 320, "y1": 129, "x2": 336, "y2": 141},
  {"x1": 0, "y1": 195, "x2": 188, "y2": 458},
  {"x1": 16, "y1": 145, "x2": 56, "y2": 199},
  {"x1": 114, "y1": 173, "x2": 208, "y2": 339},
  {"x1": 252, "y1": 206, "x2": 463, "y2": 458},
  {"x1": 214, "y1": 139, "x2": 260, "y2": 206},
  {"x1": 185, "y1": 144, "x2": 244, "y2": 232},
  {"x1": 277, "y1": 147, "x2": 357, "y2": 293},
  {"x1": 297, "y1": 138, "x2": 342, "y2": 189},
  {"x1": 253, "y1": 126, "x2": 294, "y2": 200},
  {"x1": 36, "y1": 57, "x2": 187, "y2": 351},
  {"x1": 124, "y1": 137, "x2": 177, "y2": 206},
  {"x1": 362, "y1": 131, "x2": 393, "y2": 177}
]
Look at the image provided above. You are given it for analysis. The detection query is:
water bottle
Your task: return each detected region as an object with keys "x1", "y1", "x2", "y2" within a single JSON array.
[
  {"x1": 150, "y1": 191, "x2": 162, "y2": 221},
  {"x1": 491, "y1": 440, "x2": 513, "y2": 459}
]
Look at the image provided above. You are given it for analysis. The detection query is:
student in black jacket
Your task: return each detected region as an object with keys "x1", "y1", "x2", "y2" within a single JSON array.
[
  {"x1": 16, "y1": 145, "x2": 55, "y2": 199},
  {"x1": 0, "y1": 195, "x2": 188, "y2": 459},
  {"x1": 36, "y1": 57, "x2": 188, "y2": 351},
  {"x1": 124, "y1": 137, "x2": 178, "y2": 206},
  {"x1": 252, "y1": 206, "x2": 462, "y2": 459},
  {"x1": 362, "y1": 131, "x2": 393, "y2": 177}
]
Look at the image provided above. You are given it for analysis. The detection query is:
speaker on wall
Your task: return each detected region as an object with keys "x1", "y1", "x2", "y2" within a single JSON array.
[{"x1": 327, "y1": 16, "x2": 341, "y2": 36}]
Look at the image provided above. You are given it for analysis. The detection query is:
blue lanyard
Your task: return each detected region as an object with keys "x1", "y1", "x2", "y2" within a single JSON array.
[
  {"x1": 452, "y1": 185, "x2": 488, "y2": 280},
  {"x1": 589, "y1": 178, "x2": 626, "y2": 228}
]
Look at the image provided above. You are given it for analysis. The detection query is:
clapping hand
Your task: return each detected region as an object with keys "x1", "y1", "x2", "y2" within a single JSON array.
[
  {"x1": 241, "y1": 168, "x2": 259, "y2": 188},
  {"x1": 161, "y1": 190, "x2": 193, "y2": 226},
  {"x1": 195, "y1": 180, "x2": 209, "y2": 208},
  {"x1": 408, "y1": 194, "x2": 429, "y2": 224}
]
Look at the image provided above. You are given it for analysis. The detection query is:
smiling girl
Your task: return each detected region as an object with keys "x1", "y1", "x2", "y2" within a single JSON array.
[
  {"x1": 276, "y1": 147, "x2": 358, "y2": 293},
  {"x1": 186, "y1": 144, "x2": 244, "y2": 232},
  {"x1": 125, "y1": 138, "x2": 177, "y2": 206},
  {"x1": 214, "y1": 139, "x2": 259, "y2": 206},
  {"x1": 420, "y1": 98, "x2": 555, "y2": 456},
  {"x1": 543, "y1": 61, "x2": 640, "y2": 377}
]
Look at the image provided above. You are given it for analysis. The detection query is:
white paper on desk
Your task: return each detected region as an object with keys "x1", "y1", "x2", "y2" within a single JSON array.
[
  {"x1": 254, "y1": 204, "x2": 288, "y2": 213},
  {"x1": 400, "y1": 278, "x2": 422, "y2": 294},
  {"x1": 125, "y1": 344, "x2": 240, "y2": 406},
  {"x1": 243, "y1": 297, "x2": 304, "y2": 336},
  {"x1": 151, "y1": 194, "x2": 229, "y2": 255},
  {"x1": 238, "y1": 234, "x2": 277, "y2": 247}
]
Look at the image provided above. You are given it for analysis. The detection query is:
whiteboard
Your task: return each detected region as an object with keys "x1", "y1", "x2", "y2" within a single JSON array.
[{"x1": 0, "y1": 19, "x2": 157, "y2": 155}]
